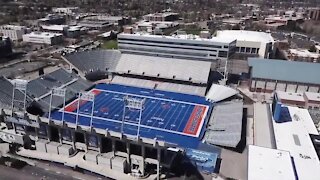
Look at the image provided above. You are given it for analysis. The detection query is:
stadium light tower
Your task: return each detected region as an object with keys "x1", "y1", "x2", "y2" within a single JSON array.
[
  {"x1": 10, "y1": 79, "x2": 28, "y2": 131},
  {"x1": 11, "y1": 79, "x2": 28, "y2": 118},
  {"x1": 75, "y1": 91, "x2": 96, "y2": 129},
  {"x1": 122, "y1": 95, "x2": 145, "y2": 138},
  {"x1": 48, "y1": 88, "x2": 66, "y2": 124}
]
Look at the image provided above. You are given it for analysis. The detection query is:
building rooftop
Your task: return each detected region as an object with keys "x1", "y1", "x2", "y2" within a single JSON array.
[
  {"x1": 119, "y1": 33, "x2": 235, "y2": 44},
  {"x1": 276, "y1": 91, "x2": 305, "y2": 102},
  {"x1": 0, "y1": 25, "x2": 26, "y2": 30},
  {"x1": 248, "y1": 145, "x2": 296, "y2": 180},
  {"x1": 216, "y1": 30, "x2": 274, "y2": 43},
  {"x1": 304, "y1": 92, "x2": 320, "y2": 102},
  {"x1": 272, "y1": 105, "x2": 320, "y2": 180},
  {"x1": 41, "y1": 25, "x2": 69, "y2": 31},
  {"x1": 204, "y1": 101, "x2": 243, "y2": 148},
  {"x1": 144, "y1": 12, "x2": 179, "y2": 18},
  {"x1": 248, "y1": 58, "x2": 320, "y2": 85},
  {"x1": 24, "y1": 32, "x2": 63, "y2": 38},
  {"x1": 289, "y1": 49, "x2": 320, "y2": 59}
]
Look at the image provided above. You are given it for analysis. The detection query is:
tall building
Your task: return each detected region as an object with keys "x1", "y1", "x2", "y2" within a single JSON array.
[
  {"x1": 118, "y1": 33, "x2": 237, "y2": 62},
  {"x1": 0, "y1": 25, "x2": 27, "y2": 41}
]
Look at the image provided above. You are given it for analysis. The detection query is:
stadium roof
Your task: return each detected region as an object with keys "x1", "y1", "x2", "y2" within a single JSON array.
[
  {"x1": 206, "y1": 84, "x2": 238, "y2": 102},
  {"x1": 248, "y1": 58, "x2": 320, "y2": 85},
  {"x1": 116, "y1": 54, "x2": 211, "y2": 84},
  {"x1": 204, "y1": 101, "x2": 243, "y2": 148},
  {"x1": 248, "y1": 145, "x2": 296, "y2": 180},
  {"x1": 272, "y1": 106, "x2": 320, "y2": 180},
  {"x1": 216, "y1": 30, "x2": 274, "y2": 43}
]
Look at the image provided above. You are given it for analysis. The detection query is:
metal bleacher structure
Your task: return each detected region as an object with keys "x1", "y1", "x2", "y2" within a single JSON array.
[
  {"x1": 111, "y1": 76, "x2": 207, "y2": 96},
  {"x1": 26, "y1": 68, "x2": 93, "y2": 112},
  {"x1": 0, "y1": 77, "x2": 32, "y2": 110},
  {"x1": 115, "y1": 54, "x2": 211, "y2": 84},
  {"x1": 63, "y1": 50, "x2": 211, "y2": 97},
  {"x1": 62, "y1": 50, "x2": 121, "y2": 77}
]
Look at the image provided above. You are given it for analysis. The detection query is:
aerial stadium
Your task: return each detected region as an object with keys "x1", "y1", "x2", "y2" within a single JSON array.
[{"x1": 0, "y1": 49, "x2": 244, "y2": 179}]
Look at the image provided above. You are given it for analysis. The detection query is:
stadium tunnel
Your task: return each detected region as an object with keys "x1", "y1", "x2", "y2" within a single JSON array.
[
  {"x1": 85, "y1": 70, "x2": 110, "y2": 81},
  {"x1": 27, "y1": 101, "x2": 45, "y2": 116}
]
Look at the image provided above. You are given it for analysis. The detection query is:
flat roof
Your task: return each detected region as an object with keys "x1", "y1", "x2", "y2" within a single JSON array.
[
  {"x1": 253, "y1": 103, "x2": 276, "y2": 149},
  {"x1": 276, "y1": 91, "x2": 305, "y2": 102},
  {"x1": 118, "y1": 33, "x2": 235, "y2": 44},
  {"x1": 24, "y1": 32, "x2": 63, "y2": 37},
  {"x1": 115, "y1": 54, "x2": 211, "y2": 84},
  {"x1": 248, "y1": 145, "x2": 296, "y2": 180},
  {"x1": 304, "y1": 92, "x2": 320, "y2": 102},
  {"x1": 289, "y1": 49, "x2": 320, "y2": 58},
  {"x1": 41, "y1": 25, "x2": 69, "y2": 31},
  {"x1": 216, "y1": 30, "x2": 274, "y2": 43},
  {"x1": 204, "y1": 101, "x2": 243, "y2": 148},
  {"x1": 248, "y1": 58, "x2": 320, "y2": 85},
  {"x1": 0, "y1": 25, "x2": 26, "y2": 30},
  {"x1": 272, "y1": 105, "x2": 320, "y2": 180}
]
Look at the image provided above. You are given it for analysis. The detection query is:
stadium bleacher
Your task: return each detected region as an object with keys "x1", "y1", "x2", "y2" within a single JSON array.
[
  {"x1": 156, "y1": 82, "x2": 206, "y2": 96},
  {"x1": 36, "y1": 75, "x2": 93, "y2": 112},
  {"x1": 64, "y1": 50, "x2": 121, "y2": 75},
  {"x1": 0, "y1": 77, "x2": 32, "y2": 110},
  {"x1": 111, "y1": 76, "x2": 156, "y2": 89},
  {"x1": 111, "y1": 76, "x2": 207, "y2": 96},
  {"x1": 116, "y1": 54, "x2": 211, "y2": 84},
  {"x1": 27, "y1": 68, "x2": 79, "y2": 98}
]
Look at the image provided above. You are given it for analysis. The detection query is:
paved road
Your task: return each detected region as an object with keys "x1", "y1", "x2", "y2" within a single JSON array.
[
  {"x1": 0, "y1": 159, "x2": 106, "y2": 180},
  {"x1": 0, "y1": 163, "x2": 74, "y2": 180}
]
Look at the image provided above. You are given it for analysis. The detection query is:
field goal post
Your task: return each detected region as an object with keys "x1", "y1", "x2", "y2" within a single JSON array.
[{"x1": 122, "y1": 95, "x2": 146, "y2": 138}]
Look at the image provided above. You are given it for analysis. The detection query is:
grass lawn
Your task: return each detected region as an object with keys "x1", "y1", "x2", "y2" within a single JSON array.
[{"x1": 101, "y1": 40, "x2": 118, "y2": 49}]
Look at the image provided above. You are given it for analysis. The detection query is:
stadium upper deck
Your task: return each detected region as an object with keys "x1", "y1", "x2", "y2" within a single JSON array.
[{"x1": 50, "y1": 83, "x2": 213, "y2": 148}]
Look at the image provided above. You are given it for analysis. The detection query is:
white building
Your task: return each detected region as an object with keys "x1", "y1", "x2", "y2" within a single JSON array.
[
  {"x1": 52, "y1": 7, "x2": 79, "y2": 14},
  {"x1": 41, "y1": 25, "x2": 69, "y2": 33},
  {"x1": 272, "y1": 105, "x2": 320, "y2": 180},
  {"x1": 22, "y1": 32, "x2": 63, "y2": 45},
  {"x1": 216, "y1": 30, "x2": 274, "y2": 58},
  {"x1": 117, "y1": 33, "x2": 237, "y2": 62},
  {"x1": 0, "y1": 25, "x2": 27, "y2": 41},
  {"x1": 248, "y1": 145, "x2": 296, "y2": 180}
]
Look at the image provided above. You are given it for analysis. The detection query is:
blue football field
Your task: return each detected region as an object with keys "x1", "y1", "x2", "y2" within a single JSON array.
[{"x1": 50, "y1": 84, "x2": 213, "y2": 148}]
